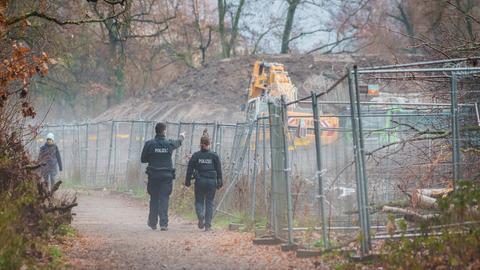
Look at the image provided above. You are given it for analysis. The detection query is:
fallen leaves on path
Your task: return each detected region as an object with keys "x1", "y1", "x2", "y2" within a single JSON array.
[{"x1": 62, "y1": 191, "x2": 334, "y2": 270}]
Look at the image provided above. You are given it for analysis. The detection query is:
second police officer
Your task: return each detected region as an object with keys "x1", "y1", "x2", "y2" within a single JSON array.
[{"x1": 185, "y1": 129, "x2": 223, "y2": 231}]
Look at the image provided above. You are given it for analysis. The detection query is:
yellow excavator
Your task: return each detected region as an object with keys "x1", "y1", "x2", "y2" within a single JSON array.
[{"x1": 246, "y1": 60, "x2": 338, "y2": 146}]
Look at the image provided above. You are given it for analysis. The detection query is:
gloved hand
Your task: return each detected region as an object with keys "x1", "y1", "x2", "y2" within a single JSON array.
[
  {"x1": 179, "y1": 132, "x2": 186, "y2": 139},
  {"x1": 216, "y1": 179, "x2": 223, "y2": 190}
]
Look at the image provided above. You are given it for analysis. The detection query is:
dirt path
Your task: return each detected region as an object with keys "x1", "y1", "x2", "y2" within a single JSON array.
[{"x1": 64, "y1": 190, "x2": 329, "y2": 270}]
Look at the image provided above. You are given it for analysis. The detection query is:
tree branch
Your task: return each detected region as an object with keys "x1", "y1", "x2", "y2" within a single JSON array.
[
  {"x1": 306, "y1": 35, "x2": 355, "y2": 54},
  {"x1": 446, "y1": 0, "x2": 480, "y2": 25},
  {"x1": 6, "y1": 9, "x2": 127, "y2": 26},
  {"x1": 126, "y1": 24, "x2": 169, "y2": 38},
  {"x1": 288, "y1": 27, "x2": 333, "y2": 42}
]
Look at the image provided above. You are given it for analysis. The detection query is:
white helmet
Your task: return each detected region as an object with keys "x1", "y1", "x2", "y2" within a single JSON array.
[{"x1": 46, "y1": 133, "x2": 55, "y2": 141}]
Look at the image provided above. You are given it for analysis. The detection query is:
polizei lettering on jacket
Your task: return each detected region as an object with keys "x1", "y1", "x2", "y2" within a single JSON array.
[
  {"x1": 154, "y1": 148, "x2": 169, "y2": 153},
  {"x1": 198, "y1": 159, "x2": 213, "y2": 164}
]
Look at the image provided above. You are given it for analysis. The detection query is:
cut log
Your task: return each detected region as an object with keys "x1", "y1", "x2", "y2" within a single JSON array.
[
  {"x1": 417, "y1": 187, "x2": 453, "y2": 198},
  {"x1": 411, "y1": 191, "x2": 437, "y2": 209},
  {"x1": 344, "y1": 200, "x2": 410, "y2": 215},
  {"x1": 382, "y1": 206, "x2": 437, "y2": 222}
]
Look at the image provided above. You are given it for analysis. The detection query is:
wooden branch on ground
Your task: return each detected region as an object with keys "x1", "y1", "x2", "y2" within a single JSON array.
[
  {"x1": 374, "y1": 231, "x2": 444, "y2": 240},
  {"x1": 375, "y1": 221, "x2": 480, "y2": 237},
  {"x1": 45, "y1": 202, "x2": 78, "y2": 213},
  {"x1": 50, "y1": 180, "x2": 63, "y2": 194},
  {"x1": 26, "y1": 163, "x2": 45, "y2": 170},
  {"x1": 344, "y1": 200, "x2": 410, "y2": 215},
  {"x1": 382, "y1": 206, "x2": 438, "y2": 222}
]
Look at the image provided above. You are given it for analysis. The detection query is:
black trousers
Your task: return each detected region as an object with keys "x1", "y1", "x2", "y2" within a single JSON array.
[
  {"x1": 147, "y1": 177, "x2": 173, "y2": 227},
  {"x1": 42, "y1": 171, "x2": 57, "y2": 191},
  {"x1": 194, "y1": 178, "x2": 217, "y2": 228}
]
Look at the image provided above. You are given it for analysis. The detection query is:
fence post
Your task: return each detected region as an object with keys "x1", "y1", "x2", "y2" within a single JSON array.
[
  {"x1": 126, "y1": 121, "x2": 135, "y2": 188},
  {"x1": 281, "y1": 96, "x2": 295, "y2": 246},
  {"x1": 189, "y1": 123, "x2": 196, "y2": 154},
  {"x1": 212, "y1": 121, "x2": 218, "y2": 150},
  {"x1": 475, "y1": 102, "x2": 480, "y2": 127},
  {"x1": 347, "y1": 69, "x2": 369, "y2": 256},
  {"x1": 71, "y1": 125, "x2": 75, "y2": 180},
  {"x1": 138, "y1": 121, "x2": 150, "y2": 187},
  {"x1": 113, "y1": 122, "x2": 118, "y2": 186},
  {"x1": 311, "y1": 92, "x2": 329, "y2": 249},
  {"x1": 450, "y1": 72, "x2": 461, "y2": 183},
  {"x1": 227, "y1": 123, "x2": 240, "y2": 176},
  {"x1": 353, "y1": 66, "x2": 371, "y2": 250},
  {"x1": 215, "y1": 124, "x2": 222, "y2": 157},
  {"x1": 77, "y1": 124, "x2": 82, "y2": 184},
  {"x1": 262, "y1": 118, "x2": 268, "y2": 221},
  {"x1": 174, "y1": 122, "x2": 182, "y2": 167},
  {"x1": 85, "y1": 123, "x2": 89, "y2": 185},
  {"x1": 106, "y1": 121, "x2": 115, "y2": 186},
  {"x1": 93, "y1": 123, "x2": 99, "y2": 186},
  {"x1": 251, "y1": 119, "x2": 260, "y2": 220}
]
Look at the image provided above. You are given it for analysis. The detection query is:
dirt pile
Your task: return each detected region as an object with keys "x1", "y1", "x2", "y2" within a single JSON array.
[{"x1": 95, "y1": 54, "x2": 388, "y2": 122}]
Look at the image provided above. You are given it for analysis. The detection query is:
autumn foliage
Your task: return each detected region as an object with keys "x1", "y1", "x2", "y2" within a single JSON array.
[
  {"x1": 0, "y1": 44, "x2": 49, "y2": 117},
  {"x1": 0, "y1": 42, "x2": 76, "y2": 268}
]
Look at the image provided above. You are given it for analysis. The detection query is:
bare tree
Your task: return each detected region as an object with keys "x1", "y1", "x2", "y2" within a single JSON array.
[
  {"x1": 304, "y1": 0, "x2": 373, "y2": 54},
  {"x1": 90, "y1": 0, "x2": 177, "y2": 105},
  {"x1": 192, "y1": 0, "x2": 213, "y2": 64},
  {"x1": 217, "y1": 0, "x2": 246, "y2": 58}
]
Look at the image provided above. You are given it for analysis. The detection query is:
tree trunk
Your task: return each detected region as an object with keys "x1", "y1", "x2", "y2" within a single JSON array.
[
  {"x1": 0, "y1": 0, "x2": 6, "y2": 35},
  {"x1": 226, "y1": 0, "x2": 245, "y2": 57},
  {"x1": 280, "y1": 0, "x2": 300, "y2": 54},
  {"x1": 217, "y1": 0, "x2": 228, "y2": 57},
  {"x1": 396, "y1": 3, "x2": 416, "y2": 53},
  {"x1": 94, "y1": 0, "x2": 131, "y2": 107}
]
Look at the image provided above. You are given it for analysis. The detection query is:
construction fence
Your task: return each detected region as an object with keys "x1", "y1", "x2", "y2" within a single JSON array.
[{"x1": 29, "y1": 59, "x2": 480, "y2": 257}]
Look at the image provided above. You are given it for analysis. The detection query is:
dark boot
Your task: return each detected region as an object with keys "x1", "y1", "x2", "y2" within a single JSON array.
[
  {"x1": 198, "y1": 218, "x2": 205, "y2": 229},
  {"x1": 148, "y1": 221, "x2": 157, "y2": 230}
]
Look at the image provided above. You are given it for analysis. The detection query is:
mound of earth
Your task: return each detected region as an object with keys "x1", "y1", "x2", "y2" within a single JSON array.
[{"x1": 94, "y1": 54, "x2": 389, "y2": 123}]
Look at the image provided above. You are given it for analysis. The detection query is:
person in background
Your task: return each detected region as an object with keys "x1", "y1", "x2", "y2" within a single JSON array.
[
  {"x1": 141, "y1": 122, "x2": 185, "y2": 231},
  {"x1": 185, "y1": 129, "x2": 223, "y2": 231},
  {"x1": 38, "y1": 133, "x2": 63, "y2": 190}
]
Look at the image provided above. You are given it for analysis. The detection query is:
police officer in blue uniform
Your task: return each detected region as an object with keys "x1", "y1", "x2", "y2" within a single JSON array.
[
  {"x1": 141, "y1": 122, "x2": 185, "y2": 231},
  {"x1": 185, "y1": 129, "x2": 223, "y2": 231}
]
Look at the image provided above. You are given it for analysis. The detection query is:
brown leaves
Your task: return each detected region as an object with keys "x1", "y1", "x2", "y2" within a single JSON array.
[
  {"x1": 21, "y1": 101, "x2": 36, "y2": 118},
  {"x1": 0, "y1": 42, "x2": 49, "y2": 118}
]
